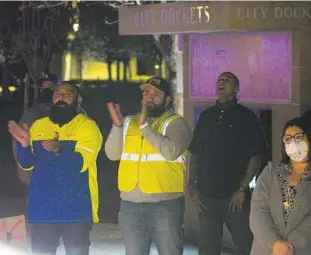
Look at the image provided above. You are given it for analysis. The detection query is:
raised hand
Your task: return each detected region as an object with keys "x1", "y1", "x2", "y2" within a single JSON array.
[
  {"x1": 107, "y1": 102, "x2": 123, "y2": 127},
  {"x1": 138, "y1": 103, "x2": 148, "y2": 127},
  {"x1": 8, "y1": 121, "x2": 30, "y2": 147},
  {"x1": 103, "y1": 85, "x2": 118, "y2": 104}
]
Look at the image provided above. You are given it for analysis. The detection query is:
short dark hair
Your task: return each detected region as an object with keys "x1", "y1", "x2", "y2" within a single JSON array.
[
  {"x1": 38, "y1": 74, "x2": 58, "y2": 86},
  {"x1": 280, "y1": 117, "x2": 311, "y2": 164},
  {"x1": 220, "y1": 72, "x2": 239, "y2": 87},
  {"x1": 59, "y1": 81, "x2": 81, "y2": 97}
]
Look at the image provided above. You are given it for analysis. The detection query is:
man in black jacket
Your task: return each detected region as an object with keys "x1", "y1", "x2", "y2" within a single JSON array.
[{"x1": 188, "y1": 72, "x2": 267, "y2": 255}]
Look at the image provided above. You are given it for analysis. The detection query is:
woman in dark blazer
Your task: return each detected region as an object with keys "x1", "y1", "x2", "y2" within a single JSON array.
[{"x1": 250, "y1": 117, "x2": 311, "y2": 255}]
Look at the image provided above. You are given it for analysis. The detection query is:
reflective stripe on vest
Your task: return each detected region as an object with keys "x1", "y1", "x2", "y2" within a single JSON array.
[
  {"x1": 121, "y1": 113, "x2": 185, "y2": 163},
  {"x1": 122, "y1": 116, "x2": 132, "y2": 145},
  {"x1": 121, "y1": 152, "x2": 186, "y2": 163},
  {"x1": 120, "y1": 153, "x2": 140, "y2": 161},
  {"x1": 162, "y1": 116, "x2": 171, "y2": 136}
]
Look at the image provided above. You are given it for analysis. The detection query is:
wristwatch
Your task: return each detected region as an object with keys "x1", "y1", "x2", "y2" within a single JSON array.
[{"x1": 238, "y1": 184, "x2": 248, "y2": 193}]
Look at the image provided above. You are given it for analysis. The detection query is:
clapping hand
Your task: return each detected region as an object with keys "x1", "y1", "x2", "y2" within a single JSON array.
[
  {"x1": 104, "y1": 85, "x2": 123, "y2": 126},
  {"x1": 107, "y1": 103, "x2": 123, "y2": 127},
  {"x1": 103, "y1": 85, "x2": 117, "y2": 104},
  {"x1": 138, "y1": 102, "x2": 148, "y2": 127},
  {"x1": 8, "y1": 121, "x2": 30, "y2": 147},
  {"x1": 272, "y1": 240, "x2": 294, "y2": 255},
  {"x1": 41, "y1": 132, "x2": 61, "y2": 153}
]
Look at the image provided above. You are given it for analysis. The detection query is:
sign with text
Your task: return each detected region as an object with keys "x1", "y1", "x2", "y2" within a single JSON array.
[
  {"x1": 119, "y1": 1, "x2": 228, "y2": 35},
  {"x1": 118, "y1": 1, "x2": 311, "y2": 35},
  {"x1": 237, "y1": 5, "x2": 311, "y2": 20}
]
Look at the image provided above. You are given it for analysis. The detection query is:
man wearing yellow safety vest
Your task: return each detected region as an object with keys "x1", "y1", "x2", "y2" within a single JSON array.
[{"x1": 105, "y1": 76, "x2": 192, "y2": 255}]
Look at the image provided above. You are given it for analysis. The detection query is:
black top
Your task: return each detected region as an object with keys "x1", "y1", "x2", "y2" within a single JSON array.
[{"x1": 189, "y1": 99, "x2": 267, "y2": 198}]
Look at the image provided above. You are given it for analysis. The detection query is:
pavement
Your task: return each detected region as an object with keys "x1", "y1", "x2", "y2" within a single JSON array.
[
  {"x1": 1, "y1": 222, "x2": 233, "y2": 255},
  {"x1": 58, "y1": 223, "x2": 233, "y2": 255}
]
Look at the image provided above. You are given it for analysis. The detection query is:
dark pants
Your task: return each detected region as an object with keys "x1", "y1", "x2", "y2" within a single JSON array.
[
  {"x1": 30, "y1": 222, "x2": 92, "y2": 255},
  {"x1": 198, "y1": 196, "x2": 253, "y2": 255},
  {"x1": 118, "y1": 197, "x2": 185, "y2": 255}
]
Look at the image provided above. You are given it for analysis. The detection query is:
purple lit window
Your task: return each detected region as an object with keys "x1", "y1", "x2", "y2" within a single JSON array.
[{"x1": 189, "y1": 32, "x2": 291, "y2": 102}]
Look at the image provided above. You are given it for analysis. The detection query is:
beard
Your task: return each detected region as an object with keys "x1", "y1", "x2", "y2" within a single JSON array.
[
  {"x1": 147, "y1": 102, "x2": 166, "y2": 118},
  {"x1": 49, "y1": 101, "x2": 78, "y2": 126}
]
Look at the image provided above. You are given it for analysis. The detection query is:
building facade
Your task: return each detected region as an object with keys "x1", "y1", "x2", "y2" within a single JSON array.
[{"x1": 118, "y1": 0, "x2": 311, "y2": 249}]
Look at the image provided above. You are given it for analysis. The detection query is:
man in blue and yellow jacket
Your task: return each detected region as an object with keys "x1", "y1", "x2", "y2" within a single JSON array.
[{"x1": 8, "y1": 82, "x2": 103, "y2": 255}]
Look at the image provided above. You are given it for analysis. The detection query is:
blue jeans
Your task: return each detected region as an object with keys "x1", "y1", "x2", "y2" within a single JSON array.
[
  {"x1": 118, "y1": 197, "x2": 185, "y2": 255},
  {"x1": 30, "y1": 222, "x2": 92, "y2": 255}
]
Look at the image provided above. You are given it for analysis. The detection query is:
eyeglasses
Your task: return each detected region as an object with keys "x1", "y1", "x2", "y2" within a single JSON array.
[{"x1": 282, "y1": 133, "x2": 305, "y2": 144}]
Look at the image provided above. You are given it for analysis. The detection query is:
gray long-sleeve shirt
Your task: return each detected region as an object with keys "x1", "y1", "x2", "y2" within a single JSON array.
[{"x1": 105, "y1": 113, "x2": 192, "y2": 203}]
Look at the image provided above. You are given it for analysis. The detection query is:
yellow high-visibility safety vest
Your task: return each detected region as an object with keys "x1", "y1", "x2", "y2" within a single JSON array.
[{"x1": 118, "y1": 112, "x2": 187, "y2": 193}]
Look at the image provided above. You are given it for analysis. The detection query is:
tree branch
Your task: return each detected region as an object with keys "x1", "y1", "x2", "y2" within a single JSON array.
[
  {"x1": 22, "y1": 1, "x2": 68, "y2": 10},
  {"x1": 22, "y1": 53, "x2": 35, "y2": 82},
  {"x1": 152, "y1": 34, "x2": 174, "y2": 73},
  {"x1": 105, "y1": 17, "x2": 118, "y2": 25}
]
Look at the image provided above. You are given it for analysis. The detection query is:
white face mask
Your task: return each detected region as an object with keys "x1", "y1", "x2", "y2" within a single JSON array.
[{"x1": 285, "y1": 141, "x2": 308, "y2": 162}]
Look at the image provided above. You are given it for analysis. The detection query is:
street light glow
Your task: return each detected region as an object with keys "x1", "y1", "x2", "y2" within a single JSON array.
[
  {"x1": 8, "y1": 86, "x2": 17, "y2": 92},
  {"x1": 73, "y1": 23, "x2": 79, "y2": 32},
  {"x1": 67, "y1": 33, "x2": 75, "y2": 41},
  {"x1": 64, "y1": 53, "x2": 72, "y2": 81}
]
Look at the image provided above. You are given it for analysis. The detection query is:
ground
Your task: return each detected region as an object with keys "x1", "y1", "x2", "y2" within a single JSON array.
[
  {"x1": 55, "y1": 223, "x2": 233, "y2": 255},
  {"x1": 61, "y1": 223, "x2": 233, "y2": 255},
  {"x1": 1, "y1": 222, "x2": 233, "y2": 255}
]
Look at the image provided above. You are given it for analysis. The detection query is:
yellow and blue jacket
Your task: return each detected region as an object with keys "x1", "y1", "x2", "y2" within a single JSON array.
[{"x1": 16, "y1": 113, "x2": 103, "y2": 223}]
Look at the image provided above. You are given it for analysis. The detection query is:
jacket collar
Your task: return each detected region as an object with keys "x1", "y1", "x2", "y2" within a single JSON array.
[{"x1": 216, "y1": 98, "x2": 237, "y2": 110}]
